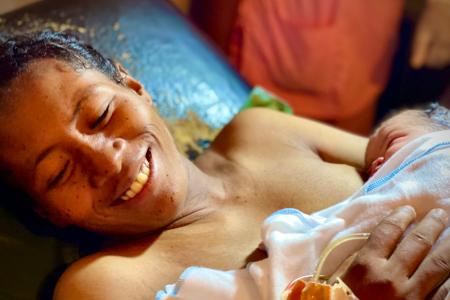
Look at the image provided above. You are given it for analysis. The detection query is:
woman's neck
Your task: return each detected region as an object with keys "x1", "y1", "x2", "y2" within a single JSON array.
[{"x1": 166, "y1": 155, "x2": 229, "y2": 229}]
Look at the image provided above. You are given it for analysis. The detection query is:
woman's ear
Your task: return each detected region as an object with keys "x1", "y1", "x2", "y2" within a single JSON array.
[{"x1": 116, "y1": 63, "x2": 153, "y2": 104}]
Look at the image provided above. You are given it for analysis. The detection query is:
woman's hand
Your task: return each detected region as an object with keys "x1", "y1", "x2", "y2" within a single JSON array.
[
  {"x1": 342, "y1": 206, "x2": 450, "y2": 300},
  {"x1": 410, "y1": 0, "x2": 450, "y2": 69}
]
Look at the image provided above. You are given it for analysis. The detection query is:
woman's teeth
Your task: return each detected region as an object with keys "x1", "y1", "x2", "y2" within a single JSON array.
[{"x1": 120, "y1": 158, "x2": 150, "y2": 201}]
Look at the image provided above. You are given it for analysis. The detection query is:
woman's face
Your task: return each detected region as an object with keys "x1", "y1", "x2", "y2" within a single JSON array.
[{"x1": 0, "y1": 59, "x2": 188, "y2": 235}]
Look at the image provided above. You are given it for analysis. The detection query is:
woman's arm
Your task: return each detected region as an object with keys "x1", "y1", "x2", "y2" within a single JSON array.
[
  {"x1": 282, "y1": 113, "x2": 369, "y2": 171},
  {"x1": 236, "y1": 108, "x2": 369, "y2": 170}
]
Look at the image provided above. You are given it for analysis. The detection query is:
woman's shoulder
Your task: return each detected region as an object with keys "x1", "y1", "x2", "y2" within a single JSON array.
[
  {"x1": 208, "y1": 108, "x2": 322, "y2": 163},
  {"x1": 53, "y1": 239, "x2": 172, "y2": 300},
  {"x1": 53, "y1": 230, "x2": 218, "y2": 300},
  {"x1": 53, "y1": 252, "x2": 151, "y2": 300},
  {"x1": 211, "y1": 108, "x2": 310, "y2": 150},
  {"x1": 227, "y1": 107, "x2": 292, "y2": 128}
]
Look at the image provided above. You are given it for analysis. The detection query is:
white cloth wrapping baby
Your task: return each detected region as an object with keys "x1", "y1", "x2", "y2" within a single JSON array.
[{"x1": 156, "y1": 130, "x2": 450, "y2": 300}]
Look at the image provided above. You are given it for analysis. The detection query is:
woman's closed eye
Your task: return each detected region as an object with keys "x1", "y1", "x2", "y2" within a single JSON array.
[
  {"x1": 48, "y1": 160, "x2": 71, "y2": 188},
  {"x1": 90, "y1": 101, "x2": 113, "y2": 129}
]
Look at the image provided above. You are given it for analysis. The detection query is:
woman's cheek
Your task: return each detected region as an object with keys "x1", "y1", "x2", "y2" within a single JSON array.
[{"x1": 44, "y1": 188, "x2": 91, "y2": 224}]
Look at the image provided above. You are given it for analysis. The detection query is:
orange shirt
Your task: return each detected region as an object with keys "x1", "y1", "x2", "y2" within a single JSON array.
[{"x1": 230, "y1": 0, "x2": 404, "y2": 121}]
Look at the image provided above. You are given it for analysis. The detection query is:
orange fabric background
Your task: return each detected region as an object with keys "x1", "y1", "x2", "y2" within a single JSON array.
[{"x1": 230, "y1": 0, "x2": 404, "y2": 127}]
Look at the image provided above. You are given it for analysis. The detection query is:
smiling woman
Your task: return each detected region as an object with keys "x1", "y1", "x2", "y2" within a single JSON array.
[
  {"x1": 0, "y1": 61, "x2": 189, "y2": 236},
  {"x1": 0, "y1": 30, "x2": 448, "y2": 300},
  {"x1": 0, "y1": 30, "x2": 371, "y2": 299},
  {"x1": 0, "y1": 2, "x2": 249, "y2": 298},
  {"x1": 0, "y1": 32, "x2": 192, "y2": 235}
]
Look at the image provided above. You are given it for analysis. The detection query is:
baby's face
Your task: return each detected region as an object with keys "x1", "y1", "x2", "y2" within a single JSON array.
[
  {"x1": 0, "y1": 59, "x2": 188, "y2": 235},
  {"x1": 365, "y1": 110, "x2": 434, "y2": 176}
]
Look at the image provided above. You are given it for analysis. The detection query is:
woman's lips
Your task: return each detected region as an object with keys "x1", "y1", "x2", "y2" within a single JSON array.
[
  {"x1": 110, "y1": 149, "x2": 153, "y2": 206},
  {"x1": 120, "y1": 158, "x2": 150, "y2": 201}
]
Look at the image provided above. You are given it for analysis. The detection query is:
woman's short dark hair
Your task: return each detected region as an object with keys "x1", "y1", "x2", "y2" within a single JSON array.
[{"x1": 0, "y1": 30, "x2": 123, "y2": 89}]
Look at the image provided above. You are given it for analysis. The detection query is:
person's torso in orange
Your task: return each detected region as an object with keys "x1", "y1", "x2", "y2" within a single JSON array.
[{"x1": 230, "y1": 0, "x2": 404, "y2": 129}]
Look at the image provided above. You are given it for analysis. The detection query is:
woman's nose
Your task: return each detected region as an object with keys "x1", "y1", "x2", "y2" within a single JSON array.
[{"x1": 87, "y1": 137, "x2": 126, "y2": 188}]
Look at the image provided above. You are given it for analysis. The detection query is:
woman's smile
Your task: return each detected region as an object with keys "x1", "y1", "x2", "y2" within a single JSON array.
[
  {"x1": 112, "y1": 148, "x2": 153, "y2": 206},
  {"x1": 0, "y1": 58, "x2": 190, "y2": 235}
]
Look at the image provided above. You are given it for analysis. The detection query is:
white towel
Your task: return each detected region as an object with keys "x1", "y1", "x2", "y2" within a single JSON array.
[{"x1": 156, "y1": 130, "x2": 450, "y2": 300}]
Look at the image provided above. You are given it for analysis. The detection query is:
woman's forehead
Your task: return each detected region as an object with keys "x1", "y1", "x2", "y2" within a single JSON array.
[
  {"x1": 7, "y1": 59, "x2": 113, "y2": 114},
  {"x1": 5, "y1": 63, "x2": 80, "y2": 125},
  {"x1": 12, "y1": 59, "x2": 82, "y2": 97}
]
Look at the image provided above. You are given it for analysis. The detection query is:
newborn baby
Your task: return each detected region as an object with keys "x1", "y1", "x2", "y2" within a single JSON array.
[{"x1": 366, "y1": 105, "x2": 450, "y2": 176}]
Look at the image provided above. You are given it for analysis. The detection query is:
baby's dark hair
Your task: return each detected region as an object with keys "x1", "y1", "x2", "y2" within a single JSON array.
[{"x1": 0, "y1": 30, "x2": 123, "y2": 89}]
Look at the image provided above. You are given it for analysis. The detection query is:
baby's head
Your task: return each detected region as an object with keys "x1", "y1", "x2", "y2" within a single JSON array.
[
  {"x1": 366, "y1": 108, "x2": 449, "y2": 176},
  {"x1": 0, "y1": 31, "x2": 189, "y2": 236}
]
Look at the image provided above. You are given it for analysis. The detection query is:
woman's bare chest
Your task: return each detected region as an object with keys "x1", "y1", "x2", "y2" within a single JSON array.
[{"x1": 234, "y1": 150, "x2": 363, "y2": 216}]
